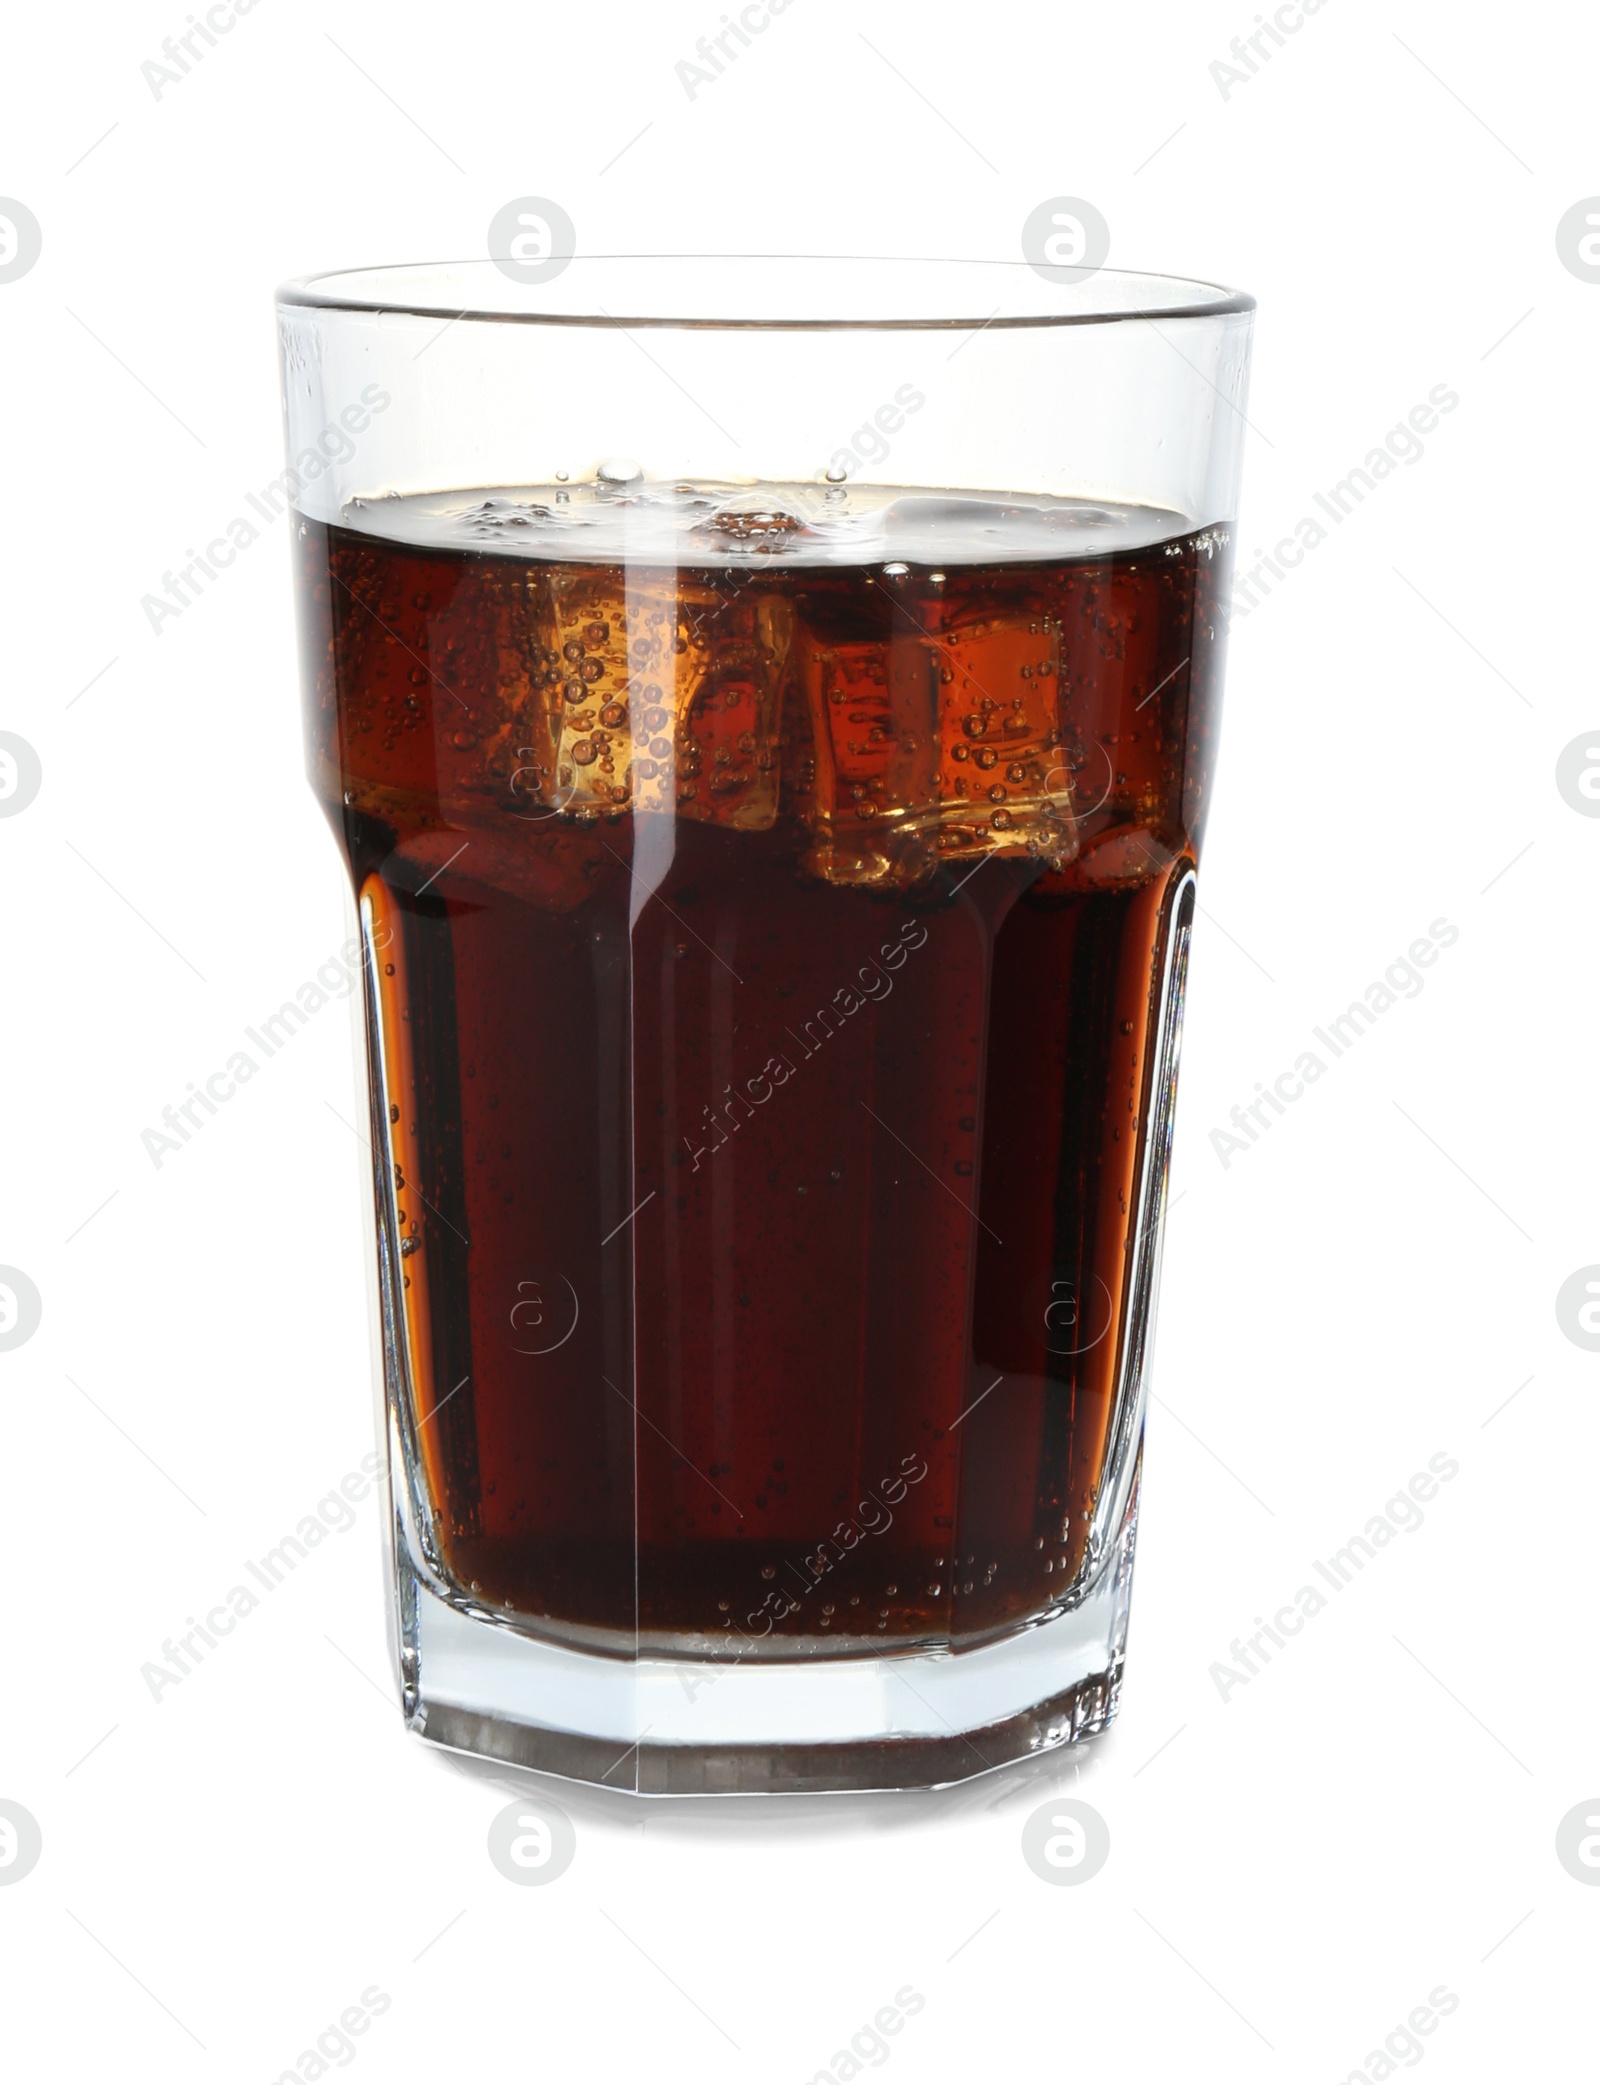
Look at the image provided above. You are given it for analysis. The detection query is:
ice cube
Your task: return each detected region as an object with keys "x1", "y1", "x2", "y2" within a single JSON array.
[
  {"x1": 789, "y1": 613, "x2": 943, "y2": 886},
  {"x1": 532, "y1": 572, "x2": 790, "y2": 830},
  {"x1": 667, "y1": 582, "x2": 791, "y2": 830},
  {"x1": 545, "y1": 571, "x2": 634, "y2": 815},
  {"x1": 788, "y1": 573, "x2": 1080, "y2": 889},
  {"x1": 931, "y1": 599, "x2": 1076, "y2": 859}
]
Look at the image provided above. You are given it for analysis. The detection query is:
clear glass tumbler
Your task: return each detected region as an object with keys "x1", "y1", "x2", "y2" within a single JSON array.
[{"x1": 279, "y1": 256, "x2": 1253, "y2": 1793}]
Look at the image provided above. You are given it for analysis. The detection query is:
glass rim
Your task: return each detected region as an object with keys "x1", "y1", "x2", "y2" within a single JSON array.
[{"x1": 275, "y1": 254, "x2": 1255, "y2": 332}]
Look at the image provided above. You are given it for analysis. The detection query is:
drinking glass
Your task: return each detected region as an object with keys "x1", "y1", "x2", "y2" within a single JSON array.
[{"x1": 279, "y1": 255, "x2": 1253, "y2": 1793}]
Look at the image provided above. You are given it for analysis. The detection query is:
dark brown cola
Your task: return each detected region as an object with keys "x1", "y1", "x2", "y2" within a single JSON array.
[{"x1": 293, "y1": 481, "x2": 1229, "y2": 1658}]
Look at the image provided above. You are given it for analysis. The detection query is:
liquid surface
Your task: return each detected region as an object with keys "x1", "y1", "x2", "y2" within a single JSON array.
[
  {"x1": 294, "y1": 480, "x2": 1231, "y2": 1657},
  {"x1": 348, "y1": 476, "x2": 1191, "y2": 566}
]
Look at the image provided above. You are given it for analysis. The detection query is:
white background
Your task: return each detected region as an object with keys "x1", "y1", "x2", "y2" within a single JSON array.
[{"x1": 2, "y1": 0, "x2": 1595, "y2": 2077}]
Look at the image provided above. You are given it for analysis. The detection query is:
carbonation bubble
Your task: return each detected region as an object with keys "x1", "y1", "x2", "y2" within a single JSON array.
[{"x1": 702, "y1": 508, "x2": 804, "y2": 544}]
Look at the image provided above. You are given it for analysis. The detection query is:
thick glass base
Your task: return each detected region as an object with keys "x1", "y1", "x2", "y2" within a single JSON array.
[{"x1": 391, "y1": 1477, "x2": 1137, "y2": 1795}]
